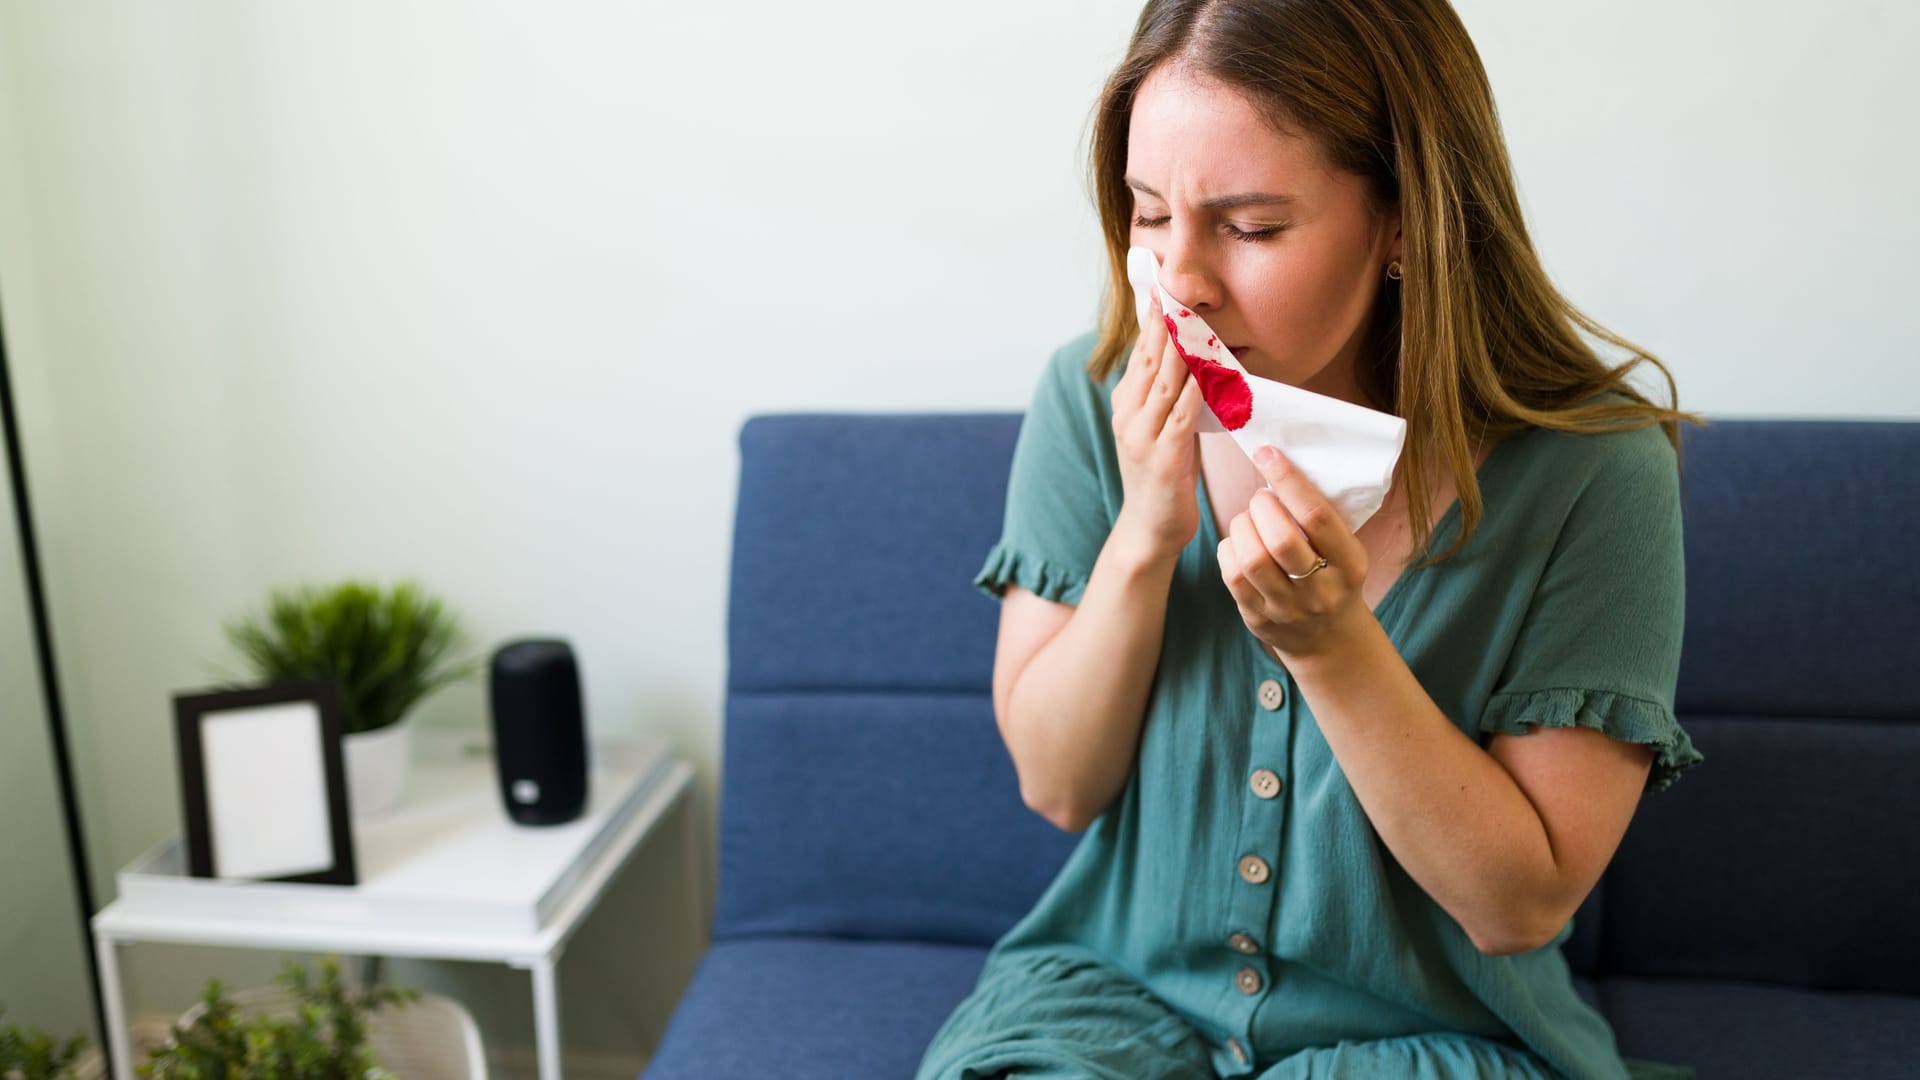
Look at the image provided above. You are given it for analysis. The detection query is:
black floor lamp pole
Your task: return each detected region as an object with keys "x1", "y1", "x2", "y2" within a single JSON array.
[{"x1": 0, "y1": 289, "x2": 112, "y2": 1073}]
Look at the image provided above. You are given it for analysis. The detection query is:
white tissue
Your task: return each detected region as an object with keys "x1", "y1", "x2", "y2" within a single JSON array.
[{"x1": 1126, "y1": 246, "x2": 1407, "y2": 532}]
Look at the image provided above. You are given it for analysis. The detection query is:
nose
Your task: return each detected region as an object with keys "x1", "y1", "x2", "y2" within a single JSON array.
[{"x1": 1153, "y1": 232, "x2": 1223, "y2": 313}]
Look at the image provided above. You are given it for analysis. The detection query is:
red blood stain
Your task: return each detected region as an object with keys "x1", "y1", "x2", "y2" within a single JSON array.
[
  {"x1": 1205, "y1": 335, "x2": 1217, "y2": 348},
  {"x1": 1178, "y1": 309, "x2": 1193, "y2": 318},
  {"x1": 1163, "y1": 315, "x2": 1252, "y2": 430}
]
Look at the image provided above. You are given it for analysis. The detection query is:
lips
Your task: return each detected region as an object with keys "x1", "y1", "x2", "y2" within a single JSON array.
[{"x1": 1163, "y1": 314, "x2": 1253, "y2": 430}]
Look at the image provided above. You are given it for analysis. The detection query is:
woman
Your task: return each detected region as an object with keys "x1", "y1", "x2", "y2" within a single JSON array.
[{"x1": 914, "y1": 1, "x2": 1703, "y2": 1078}]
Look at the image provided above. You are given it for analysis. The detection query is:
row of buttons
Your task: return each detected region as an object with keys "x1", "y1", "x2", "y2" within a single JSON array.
[
  {"x1": 1224, "y1": 678, "x2": 1288, "y2": 1070},
  {"x1": 1238, "y1": 758, "x2": 1285, "y2": 888},
  {"x1": 1242, "y1": 680, "x2": 1288, "y2": 879}
]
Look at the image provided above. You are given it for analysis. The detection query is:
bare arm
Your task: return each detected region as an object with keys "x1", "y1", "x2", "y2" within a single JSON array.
[
  {"x1": 993, "y1": 292, "x2": 1205, "y2": 832},
  {"x1": 992, "y1": 535, "x2": 1180, "y2": 832},
  {"x1": 1286, "y1": 623, "x2": 1651, "y2": 955},
  {"x1": 1222, "y1": 447, "x2": 1658, "y2": 954}
]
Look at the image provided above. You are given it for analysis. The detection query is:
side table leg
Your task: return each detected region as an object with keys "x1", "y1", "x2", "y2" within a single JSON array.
[
  {"x1": 531, "y1": 958, "x2": 562, "y2": 1080},
  {"x1": 94, "y1": 935, "x2": 133, "y2": 1080}
]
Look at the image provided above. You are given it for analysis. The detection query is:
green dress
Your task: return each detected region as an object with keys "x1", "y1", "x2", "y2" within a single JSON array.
[{"x1": 915, "y1": 332, "x2": 1703, "y2": 1080}]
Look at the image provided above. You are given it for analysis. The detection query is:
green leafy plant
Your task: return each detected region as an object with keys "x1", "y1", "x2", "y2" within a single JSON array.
[
  {"x1": 140, "y1": 957, "x2": 418, "y2": 1080},
  {"x1": 0, "y1": 1008, "x2": 87, "y2": 1080},
  {"x1": 222, "y1": 579, "x2": 484, "y2": 735}
]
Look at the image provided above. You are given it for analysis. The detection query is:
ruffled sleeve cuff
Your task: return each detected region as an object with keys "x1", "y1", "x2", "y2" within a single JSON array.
[
  {"x1": 1478, "y1": 687, "x2": 1704, "y2": 794},
  {"x1": 972, "y1": 544, "x2": 1090, "y2": 606}
]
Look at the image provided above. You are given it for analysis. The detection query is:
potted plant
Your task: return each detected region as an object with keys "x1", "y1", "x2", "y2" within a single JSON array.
[
  {"x1": 143, "y1": 958, "x2": 424, "y2": 1080},
  {"x1": 221, "y1": 579, "x2": 484, "y2": 816},
  {"x1": 0, "y1": 1010, "x2": 86, "y2": 1080}
]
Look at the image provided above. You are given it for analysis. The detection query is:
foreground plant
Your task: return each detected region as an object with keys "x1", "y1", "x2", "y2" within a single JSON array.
[{"x1": 140, "y1": 957, "x2": 417, "y2": 1080}]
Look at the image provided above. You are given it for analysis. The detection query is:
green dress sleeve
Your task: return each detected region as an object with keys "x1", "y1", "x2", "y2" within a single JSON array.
[
  {"x1": 1478, "y1": 425, "x2": 1705, "y2": 794},
  {"x1": 973, "y1": 333, "x2": 1120, "y2": 607}
]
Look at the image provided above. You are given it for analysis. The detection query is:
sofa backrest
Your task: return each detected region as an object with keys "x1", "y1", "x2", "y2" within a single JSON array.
[
  {"x1": 714, "y1": 413, "x2": 1920, "y2": 995},
  {"x1": 713, "y1": 415, "x2": 1075, "y2": 946},
  {"x1": 1600, "y1": 420, "x2": 1920, "y2": 994}
]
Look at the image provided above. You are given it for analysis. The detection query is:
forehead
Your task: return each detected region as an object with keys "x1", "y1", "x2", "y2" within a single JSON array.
[{"x1": 1125, "y1": 65, "x2": 1330, "y2": 198}]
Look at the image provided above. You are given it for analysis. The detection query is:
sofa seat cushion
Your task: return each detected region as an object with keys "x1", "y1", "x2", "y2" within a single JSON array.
[
  {"x1": 645, "y1": 941, "x2": 1591, "y2": 1079},
  {"x1": 1599, "y1": 976, "x2": 1920, "y2": 1079},
  {"x1": 644, "y1": 939, "x2": 1919, "y2": 1079},
  {"x1": 644, "y1": 936, "x2": 989, "y2": 1080}
]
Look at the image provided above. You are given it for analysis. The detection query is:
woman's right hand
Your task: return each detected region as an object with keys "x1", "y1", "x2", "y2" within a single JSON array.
[{"x1": 1110, "y1": 292, "x2": 1206, "y2": 568}]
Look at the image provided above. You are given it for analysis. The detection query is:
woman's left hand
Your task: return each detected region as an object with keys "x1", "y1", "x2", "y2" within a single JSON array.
[{"x1": 1219, "y1": 445, "x2": 1372, "y2": 661}]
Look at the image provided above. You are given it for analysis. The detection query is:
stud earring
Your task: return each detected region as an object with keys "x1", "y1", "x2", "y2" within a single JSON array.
[{"x1": 1385, "y1": 259, "x2": 1404, "y2": 281}]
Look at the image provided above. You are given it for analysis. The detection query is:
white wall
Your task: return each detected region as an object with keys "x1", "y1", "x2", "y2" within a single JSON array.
[
  {"x1": 0, "y1": 383, "x2": 93, "y2": 1045},
  {"x1": 1, "y1": 0, "x2": 1913, "y2": 1064},
  {"x1": 0, "y1": 13, "x2": 102, "y2": 1047},
  {"x1": 1459, "y1": 0, "x2": 1917, "y2": 414}
]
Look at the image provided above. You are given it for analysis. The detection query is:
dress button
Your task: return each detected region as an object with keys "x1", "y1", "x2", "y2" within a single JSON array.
[
  {"x1": 1249, "y1": 768, "x2": 1282, "y2": 799},
  {"x1": 1237, "y1": 854, "x2": 1271, "y2": 885},
  {"x1": 1235, "y1": 966, "x2": 1264, "y2": 995},
  {"x1": 1227, "y1": 1037, "x2": 1248, "y2": 1065},
  {"x1": 1228, "y1": 931, "x2": 1260, "y2": 955},
  {"x1": 1257, "y1": 679, "x2": 1285, "y2": 711}
]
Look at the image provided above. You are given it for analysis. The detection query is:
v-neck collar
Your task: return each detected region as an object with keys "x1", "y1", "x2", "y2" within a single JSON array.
[{"x1": 1195, "y1": 431, "x2": 1522, "y2": 671}]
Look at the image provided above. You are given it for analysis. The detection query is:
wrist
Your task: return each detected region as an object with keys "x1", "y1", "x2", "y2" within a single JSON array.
[
  {"x1": 1272, "y1": 603, "x2": 1383, "y2": 672},
  {"x1": 1103, "y1": 517, "x2": 1183, "y2": 582}
]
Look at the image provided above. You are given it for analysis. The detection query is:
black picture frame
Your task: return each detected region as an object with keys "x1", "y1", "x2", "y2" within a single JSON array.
[{"x1": 172, "y1": 677, "x2": 357, "y2": 886}]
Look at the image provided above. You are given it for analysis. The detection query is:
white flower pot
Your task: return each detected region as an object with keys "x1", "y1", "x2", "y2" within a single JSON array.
[{"x1": 343, "y1": 721, "x2": 412, "y2": 817}]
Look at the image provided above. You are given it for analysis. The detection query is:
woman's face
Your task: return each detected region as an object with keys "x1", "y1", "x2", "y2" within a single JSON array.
[{"x1": 1126, "y1": 65, "x2": 1400, "y2": 405}]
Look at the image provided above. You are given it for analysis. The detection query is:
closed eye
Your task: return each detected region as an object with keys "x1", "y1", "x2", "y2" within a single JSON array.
[{"x1": 1131, "y1": 214, "x2": 1286, "y2": 243}]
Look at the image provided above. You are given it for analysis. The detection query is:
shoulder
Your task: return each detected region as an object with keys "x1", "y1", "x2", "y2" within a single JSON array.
[
  {"x1": 1033, "y1": 328, "x2": 1120, "y2": 411},
  {"x1": 1498, "y1": 394, "x2": 1680, "y2": 510},
  {"x1": 1020, "y1": 329, "x2": 1121, "y2": 443}
]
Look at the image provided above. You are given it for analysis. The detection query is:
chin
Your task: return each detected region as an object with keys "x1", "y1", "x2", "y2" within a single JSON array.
[{"x1": 1245, "y1": 356, "x2": 1320, "y2": 389}]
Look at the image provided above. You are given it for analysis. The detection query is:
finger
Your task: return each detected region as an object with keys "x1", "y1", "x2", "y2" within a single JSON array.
[
  {"x1": 1217, "y1": 536, "x2": 1263, "y2": 613},
  {"x1": 1247, "y1": 487, "x2": 1324, "y2": 580},
  {"x1": 1121, "y1": 292, "x2": 1166, "y2": 409},
  {"x1": 1250, "y1": 446, "x2": 1365, "y2": 569},
  {"x1": 1159, "y1": 375, "x2": 1204, "y2": 442},
  {"x1": 1224, "y1": 510, "x2": 1288, "y2": 608},
  {"x1": 1220, "y1": 513, "x2": 1263, "y2": 598},
  {"x1": 1132, "y1": 329, "x2": 1192, "y2": 439},
  {"x1": 1142, "y1": 289, "x2": 1166, "y2": 354},
  {"x1": 1219, "y1": 539, "x2": 1276, "y2": 635},
  {"x1": 1151, "y1": 317, "x2": 1189, "y2": 401},
  {"x1": 1119, "y1": 341, "x2": 1151, "y2": 417}
]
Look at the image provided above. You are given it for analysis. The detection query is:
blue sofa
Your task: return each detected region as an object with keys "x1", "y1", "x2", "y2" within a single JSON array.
[{"x1": 644, "y1": 414, "x2": 1920, "y2": 1079}]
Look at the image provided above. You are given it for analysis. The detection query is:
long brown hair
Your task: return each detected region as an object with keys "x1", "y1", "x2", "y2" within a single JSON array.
[{"x1": 1085, "y1": 0, "x2": 1702, "y2": 563}]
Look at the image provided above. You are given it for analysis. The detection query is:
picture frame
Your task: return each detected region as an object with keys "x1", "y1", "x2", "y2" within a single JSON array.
[{"x1": 172, "y1": 677, "x2": 357, "y2": 886}]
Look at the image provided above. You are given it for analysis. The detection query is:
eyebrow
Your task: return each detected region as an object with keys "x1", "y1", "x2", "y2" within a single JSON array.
[{"x1": 1125, "y1": 177, "x2": 1297, "y2": 210}]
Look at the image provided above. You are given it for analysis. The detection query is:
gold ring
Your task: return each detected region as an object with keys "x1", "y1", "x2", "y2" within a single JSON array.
[{"x1": 1286, "y1": 556, "x2": 1329, "y2": 581}]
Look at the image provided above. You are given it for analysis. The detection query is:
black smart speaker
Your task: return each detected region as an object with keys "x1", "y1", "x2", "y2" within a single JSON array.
[{"x1": 488, "y1": 638, "x2": 589, "y2": 825}]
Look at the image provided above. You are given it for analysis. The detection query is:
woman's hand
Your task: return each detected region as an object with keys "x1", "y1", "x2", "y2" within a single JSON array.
[
  {"x1": 1110, "y1": 293, "x2": 1208, "y2": 567},
  {"x1": 1219, "y1": 445, "x2": 1374, "y2": 661}
]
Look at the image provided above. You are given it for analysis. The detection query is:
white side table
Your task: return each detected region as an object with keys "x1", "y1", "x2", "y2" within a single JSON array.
[{"x1": 91, "y1": 734, "x2": 704, "y2": 1080}]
